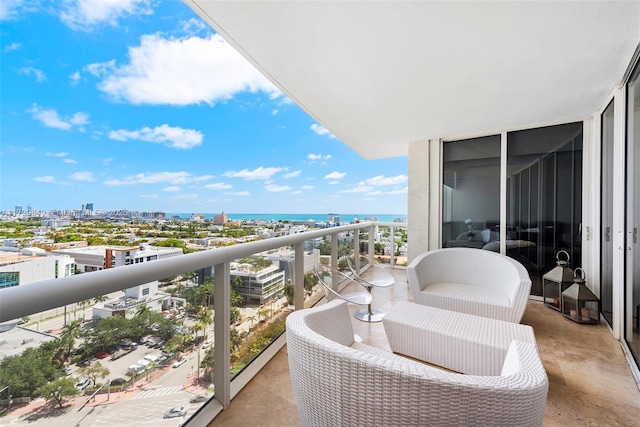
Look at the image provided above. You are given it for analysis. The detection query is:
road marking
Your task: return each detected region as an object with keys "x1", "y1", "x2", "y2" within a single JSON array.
[{"x1": 132, "y1": 386, "x2": 184, "y2": 399}]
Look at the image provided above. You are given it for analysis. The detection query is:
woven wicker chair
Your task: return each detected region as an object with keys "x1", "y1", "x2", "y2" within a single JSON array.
[
  {"x1": 408, "y1": 248, "x2": 532, "y2": 323},
  {"x1": 286, "y1": 300, "x2": 548, "y2": 427}
]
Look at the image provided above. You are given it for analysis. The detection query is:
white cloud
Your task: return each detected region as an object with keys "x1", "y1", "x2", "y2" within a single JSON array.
[
  {"x1": 310, "y1": 123, "x2": 335, "y2": 138},
  {"x1": 0, "y1": 0, "x2": 36, "y2": 21},
  {"x1": 324, "y1": 171, "x2": 346, "y2": 180},
  {"x1": 109, "y1": 124, "x2": 204, "y2": 149},
  {"x1": 4, "y1": 42, "x2": 21, "y2": 52},
  {"x1": 271, "y1": 109, "x2": 279, "y2": 115},
  {"x1": 283, "y1": 170, "x2": 301, "y2": 179},
  {"x1": 224, "y1": 166, "x2": 284, "y2": 180},
  {"x1": 265, "y1": 184, "x2": 292, "y2": 192},
  {"x1": 300, "y1": 185, "x2": 314, "y2": 191},
  {"x1": 225, "y1": 191, "x2": 250, "y2": 196},
  {"x1": 178, "y1": 18, "x2": 208, "y2": 36},
  {"x1": 102, "y1": 157, "x2": 113, "y2": 166},
  {"x1": 59, "y1": 0, "x2": 153, "y2": 31},
  {"x1": 70, "y1": 171, "x2": 95, "y2": 182},
  {"x1": 290, "y1": 190, "x2": 302, "y2": 195},
  {"x1": 87, "y1": 34, "x2": 281, "y2": 105},
  {"x1": 204, "y1": 182, "x2": 232, "y2": 190},
  {"x1": 307, "y1": 153, "x2": 331, "y2": 165},
  {"x1": 18, "y1": 67, "x2": 46, "y2": 82},
  {"x1": 33, "y1": 176, "x2": 55, "y2": 183},
  {"x1": 140, "y1": 194, "x2": 159, "y2": 199},
  {"x1": 70, "y1": 71, "x2": 81, "y2": 85},
  {"x1": 104, "y1": 171, "x2": 212, "y2": 186},
  {"x1": 28, "y1": 104, "x2": 89, "y2": 131},
  {"x1": 46, "y1": 152, "x2": 69, "y2": 157},
  {"x1": 328, "y1": 181, "x2": 340, "y2": 185},
  {"x1": 63, "y1": 158, "x2": 78, "y2": 164},
  {"x1": 163, "y1": 186, "x2": 180, "y2": 192},
  {"x1": 363, "y1": 175, "x2": 408, "y2": 186}
]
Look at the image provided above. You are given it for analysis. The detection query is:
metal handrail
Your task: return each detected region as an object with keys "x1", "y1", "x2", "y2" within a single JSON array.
[{"x1": 0, "y1": 221, "x2": 406, "y2": 322}]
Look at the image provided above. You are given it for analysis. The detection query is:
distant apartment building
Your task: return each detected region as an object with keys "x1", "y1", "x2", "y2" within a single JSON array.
[
  {"x1": 328, "y1": 214, "x2": 340, "y2": 226},
  {"x1": 41, "y1": 219, "x2": 71, "y2": 228},
  {"x1": 0, "y1": 249, "x2": 75, "y2": 289},
  {"x1": 52, "y1": 243, "x2": 182, "y2": 272},
  {"x1": 268, "y1": 248, "x2": 320, "y2": 282},
  {"x1": 213, "y1": 211, "x2": 228, "y2": 225},
  {"x1": 230, "y1": 262, "x2": 285, "y2": 304},
  {"x1": 92, "y1": 281, "x2": 178, "y2": 320},
  {"x1": 141, "y1": 211, "x2": 166, "y2": 220}
]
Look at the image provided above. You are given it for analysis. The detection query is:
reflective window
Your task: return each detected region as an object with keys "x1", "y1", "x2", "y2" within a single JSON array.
[
  {"x1": 507, "y1": 122, "x2": 583, "y2": 296},
  {"x1": 442, "y1": 135, "x2": 501, "y2": 250}
]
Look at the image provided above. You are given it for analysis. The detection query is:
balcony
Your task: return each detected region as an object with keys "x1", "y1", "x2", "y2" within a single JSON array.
[
  {"x1": 1, "y1": 222, "x2": 638, "y2": 426},
  {"x1": 207, "y1": 269, "x2": 640, "y2": 427}
]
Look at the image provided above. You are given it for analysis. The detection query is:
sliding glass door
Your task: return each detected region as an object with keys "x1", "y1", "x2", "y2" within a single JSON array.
[
  {"x1": 507, "y1": 123, "x2": 583, "y2": 296},
  {"x1": 442, "y1": 123, "x2": 583, "y2": 297},
  {"x1": 626, "y1": 62, "x2": 640, "y2": 364},
  {"x1": 601, "y1": 101, "x2": 615, "y2": 327},
  {"x1": 441, "y1": 135, "x2": 501, "y2": 250}
]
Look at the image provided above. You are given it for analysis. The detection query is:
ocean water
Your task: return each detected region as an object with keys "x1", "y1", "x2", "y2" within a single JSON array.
[{"x1": 167, "y1": 213, "x2": 406, "y2": 223}]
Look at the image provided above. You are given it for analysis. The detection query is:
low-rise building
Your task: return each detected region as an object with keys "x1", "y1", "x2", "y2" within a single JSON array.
[
  {"x1": 0, "y1": 249, "x2": 75, "y2": 289},
  {"x1": 230, "y1": 262, "x2": 285, "y2": 305}
]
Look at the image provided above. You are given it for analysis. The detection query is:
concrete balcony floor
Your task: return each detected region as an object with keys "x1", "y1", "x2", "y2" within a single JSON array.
[{"x1": 208, "y1": 268, "x2": 640, "y2": 427}]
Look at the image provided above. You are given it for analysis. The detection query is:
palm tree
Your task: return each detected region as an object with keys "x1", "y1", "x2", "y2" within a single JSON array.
[
  {"x1": 78, "y1": 299, "x2": 91, "y2": 322},
  {"x1": 136, "y1": 303, "x2": 150, "y2": 316},
  {"x1": 247, "y1": 315, "x2": 257, "y2": 331},
  {"x1": 57, "y1": 319, "x2": 82, "y2": 364}
]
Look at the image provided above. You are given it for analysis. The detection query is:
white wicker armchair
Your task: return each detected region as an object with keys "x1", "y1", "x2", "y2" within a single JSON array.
[
  {"x1": 408, "y1": 248, "x2": 532, "y2": 323},
  {"x1": 286, "y1": 300, "x2": 548, "y2": 427}
]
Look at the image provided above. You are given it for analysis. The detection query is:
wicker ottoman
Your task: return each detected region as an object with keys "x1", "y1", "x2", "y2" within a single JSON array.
[{"x1": 383, "y1": 301, "x2": 537, "y2": 375}]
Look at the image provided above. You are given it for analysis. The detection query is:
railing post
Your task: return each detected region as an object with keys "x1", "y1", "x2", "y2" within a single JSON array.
[
  {"x1": 294, "y1": 242, "x2": 304, "y2": 310},
  {"x1": 331, "y1": 232, "x2": 338, "y2": 291},
  {"x1": 214, "y1": 262, "x2": 230, "y2": 408},
  {"x1": 368, "y1": 225, "x2": 375, "y2": 265},
  {"x1": 353, "y1": 229, "x2": 360, "y2": 273},
  {"x1": 390, "y1": 225, "x2": 396, "y2": 268}
]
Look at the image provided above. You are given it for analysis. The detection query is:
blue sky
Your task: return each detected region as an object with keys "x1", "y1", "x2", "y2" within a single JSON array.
[{"x1": 0, "y1": 0, "x2": 407, "y2": 215}]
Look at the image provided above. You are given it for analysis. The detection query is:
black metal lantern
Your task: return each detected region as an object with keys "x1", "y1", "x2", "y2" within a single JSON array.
[
  {"x1": 542, "y1": 250, "x2": 574, "y2": 312},
  {"x1": 562, "y1": 268, "x2": 601, "y2": 324}
]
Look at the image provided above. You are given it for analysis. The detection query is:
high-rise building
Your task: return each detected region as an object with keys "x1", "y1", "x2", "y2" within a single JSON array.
[
  {"x1": 15, "y1": 205, "x2": 22, "y2": 214},
  {"x1": 86, "y1": 203, "x2": 94, "y2": 211}
]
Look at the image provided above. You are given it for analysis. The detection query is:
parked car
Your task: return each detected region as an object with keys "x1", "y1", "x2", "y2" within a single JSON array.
[
  {"x1": 189, "y1": 393, "x2": 211, "y2": 403},
  {"x1": 202, "y1": 339, "x2": 214, "y2": 349},
  {"x1": 76, "y1": 377, "x2": 91, "y2": 391},
  {"x1": 172, "y1": 356, "x2": 187, "y2": 368},
  {"x1": 110, "y1": 377, "x2": 127, "y2": 385},
  {"x1": 95, "y1": 350, "x2": 109, "y2": 359},
  {"x1": 63, "y1": 367, "x2": 73, "y2": 376},
  {"x1": 163, "y1": 406, "x2": 187, "y2": 418}
]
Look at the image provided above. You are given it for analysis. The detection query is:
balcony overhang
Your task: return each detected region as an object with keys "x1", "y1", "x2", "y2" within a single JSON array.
[{"x1": 186, "y1": 0, "x2": 640, "y2": 159}]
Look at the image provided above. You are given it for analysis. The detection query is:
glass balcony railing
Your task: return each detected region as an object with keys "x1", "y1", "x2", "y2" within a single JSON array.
[{"x1": 0, "y1": 221, "x2": 407, "y2": 426}]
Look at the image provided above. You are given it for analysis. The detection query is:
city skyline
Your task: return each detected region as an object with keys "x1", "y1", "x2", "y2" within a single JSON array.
[{"x1": 0, "y1": 0, "x2": 408, "y2": 214}]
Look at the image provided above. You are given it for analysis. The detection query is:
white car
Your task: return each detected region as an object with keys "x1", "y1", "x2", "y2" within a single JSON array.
[
  {"x1": 172, "y1": 356, "x2": 187, "y2": 368},
  {"x1": 163, "y1": 406, "x2": 187, "y2": 418},
  {"x1": 76, "y1": 377, "x2": 91, "y2": 390},
  {"x1": 202, "y1": 339, "x2": 214, "y2": 349}
]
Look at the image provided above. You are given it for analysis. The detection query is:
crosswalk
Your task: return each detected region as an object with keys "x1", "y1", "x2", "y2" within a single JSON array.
[{"x1": 132, "y1": 386, "x2": 184, "y2": 399}]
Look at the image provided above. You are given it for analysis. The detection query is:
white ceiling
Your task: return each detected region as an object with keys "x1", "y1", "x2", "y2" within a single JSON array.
[{"x1": 187, "y1": 1, "x2": 640, "y2": 160}]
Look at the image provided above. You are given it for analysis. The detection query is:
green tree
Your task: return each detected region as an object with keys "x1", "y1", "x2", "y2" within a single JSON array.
[
  {"x1": 79, "y1": 361, "x2": 110, "y2": 386},
  {"x1": 36, "y1": 378, "x2": 79, "y2": 408},
  {"x1": 283, "y1": 280, "x2": 294, "y2": 305},
  {"x1": 304, "y1": 272, "x2": 318, "y2": 296}
]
